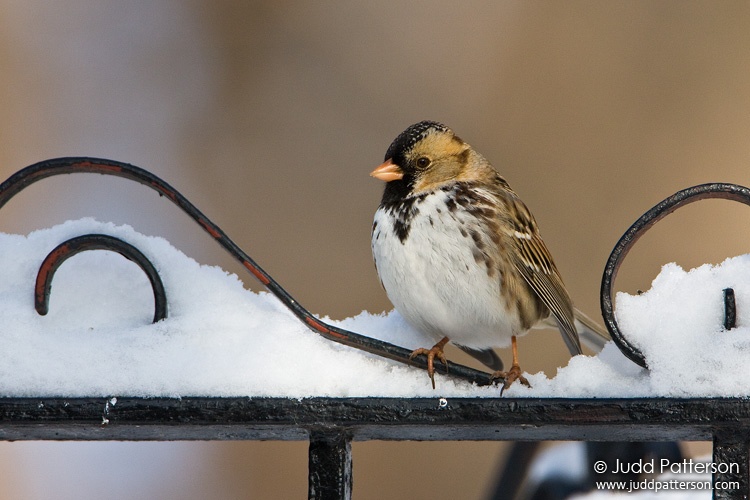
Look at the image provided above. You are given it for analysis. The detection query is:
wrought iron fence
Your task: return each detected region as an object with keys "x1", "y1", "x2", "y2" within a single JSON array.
[{"x1": 0, "y1": 158, "x2": 748, "y2": 500}]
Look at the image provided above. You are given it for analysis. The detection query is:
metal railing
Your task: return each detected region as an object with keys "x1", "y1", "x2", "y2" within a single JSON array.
[{"x1": 0, "y1": 158, "x2": 748, "y2": 500}]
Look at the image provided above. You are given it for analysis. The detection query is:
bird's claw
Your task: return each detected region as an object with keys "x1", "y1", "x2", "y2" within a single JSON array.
[
  {"x1": 409, "y1": 345, "x2": 448, "y2": 389},
  {"x1": 491, "y1": 363, "x2": 531, "y2": 395}
]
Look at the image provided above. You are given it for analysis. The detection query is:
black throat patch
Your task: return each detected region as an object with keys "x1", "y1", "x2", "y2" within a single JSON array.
[{"x1": 381, "y1": 193, "x2": 427, "y2": 243}]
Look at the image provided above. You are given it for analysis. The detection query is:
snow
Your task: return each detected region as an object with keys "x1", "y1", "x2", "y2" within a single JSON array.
[
  {"x1": 515, "y1": 256, "x2": 750, "y2": 398},
  {"x1": 0, "y1": 218, "x2": 748, "y2": 398},
  {"x1": 0, "y1": 218, "x2": 495, "y2": 398}
]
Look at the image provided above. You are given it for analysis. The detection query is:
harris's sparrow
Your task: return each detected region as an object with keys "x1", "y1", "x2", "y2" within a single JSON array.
[{"x1": 370, "y1": 121, "x2": 607, "y2": 392}]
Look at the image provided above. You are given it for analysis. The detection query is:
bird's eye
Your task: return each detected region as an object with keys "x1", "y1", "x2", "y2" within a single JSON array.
[{"x1": 416, "y1": 157, "x2": 431, "y2": 168}]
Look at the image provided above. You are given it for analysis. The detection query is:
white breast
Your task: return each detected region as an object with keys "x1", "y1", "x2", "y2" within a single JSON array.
[{"x1": 371, "y1": 191, "x2": 521, "y2": 349}]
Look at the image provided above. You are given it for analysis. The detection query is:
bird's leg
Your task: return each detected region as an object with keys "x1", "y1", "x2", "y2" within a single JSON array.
[
  {"x1": 491, "y1": 336, "x2": 531, "y2": 394},
  {"x1": 409, "y1": 336, "x2": 450, "y2": 389}
]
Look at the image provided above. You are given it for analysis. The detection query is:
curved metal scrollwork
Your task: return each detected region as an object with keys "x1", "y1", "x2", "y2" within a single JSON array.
[
  {"x1": 0, "y1": 157, "x2": 493, "y2": 386},
  {"x1": 6, "y1": 158, "x2": 743, "y2": 382},
  {"x1": 600, "y1": 183, "x2": 750, "y2": 368},
  {"x1": 36, "y1": 234, "x2": 168, "y2": 323}
]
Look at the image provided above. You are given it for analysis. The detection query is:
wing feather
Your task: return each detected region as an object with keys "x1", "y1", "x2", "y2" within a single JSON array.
[{"x1": 503, "y1": 192, "x2": 582, "y2": 356}]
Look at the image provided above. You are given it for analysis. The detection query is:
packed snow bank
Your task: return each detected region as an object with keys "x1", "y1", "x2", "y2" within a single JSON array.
[
  {"x1": 518, "y1": 255, "x2": 750, "y2": 397},
  {"x1": 0, "y1": 219, "x2": 747, "y2": 398},
  {"x1": 0, "y1": 219, "x2": 495, "y2": 397}
]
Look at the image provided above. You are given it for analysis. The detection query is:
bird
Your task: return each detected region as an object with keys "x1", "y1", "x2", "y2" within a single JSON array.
[{"x1": 370, "y1": 120, "x2": 608, "y2": 392}]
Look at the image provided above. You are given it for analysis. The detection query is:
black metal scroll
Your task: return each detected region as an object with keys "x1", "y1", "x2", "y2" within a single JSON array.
[
  {"x1": 600, "y1": 183, "x2": 750, "y2": 368},
  {"x1": 0, "y1": 157, "x2": 493, "y2": 386},
  {"x1": 35, "y1": 234, "x2": 168, "y2": 323}
]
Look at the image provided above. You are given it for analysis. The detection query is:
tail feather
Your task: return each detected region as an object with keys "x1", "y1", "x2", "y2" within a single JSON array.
[
  {"x1": 573, "y1": 308, "x2": 610, "y2": 352},
  {"x1": 537, "y1": 308, "x2": 611, "y2": 353},
  {"x1": 455, "y1": 344, "x2": 504, "y2": 371}
]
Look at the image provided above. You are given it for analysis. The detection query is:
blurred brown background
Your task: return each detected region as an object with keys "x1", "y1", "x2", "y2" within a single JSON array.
[{"x1": 0, "y1": 1, "x2": 748, "y2": 498}]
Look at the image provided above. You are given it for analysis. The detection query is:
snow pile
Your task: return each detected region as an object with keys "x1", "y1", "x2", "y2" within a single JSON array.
[
  {"x1": 518, "y1": 256, "x2": 750, "y2": 397},
  {"x1": 0, "y1": 219, "x2": 495, "y2": 398},
  {"x1": 0, "y1": 219, "x2": 748, "y2": 398}
]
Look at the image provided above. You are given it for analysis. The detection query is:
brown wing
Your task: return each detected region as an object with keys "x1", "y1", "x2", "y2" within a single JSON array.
[{"x1": 502, "y1": 191, "x2": 582, "y2": 356}]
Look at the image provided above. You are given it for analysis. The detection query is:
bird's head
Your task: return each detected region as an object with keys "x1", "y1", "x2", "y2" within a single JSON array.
[{"x1": 370, "y1": 121, "x2": 474, "y2": 199}]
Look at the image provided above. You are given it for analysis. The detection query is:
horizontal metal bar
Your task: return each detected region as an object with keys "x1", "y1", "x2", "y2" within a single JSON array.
[{"x1": 1, "y1": 397, "x2": 749, "y2": 442}]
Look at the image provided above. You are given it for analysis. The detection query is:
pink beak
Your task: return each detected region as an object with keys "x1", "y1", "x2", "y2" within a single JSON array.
[{"x1": 370, "y1": 159, "x2": 404, "y2": 182}]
